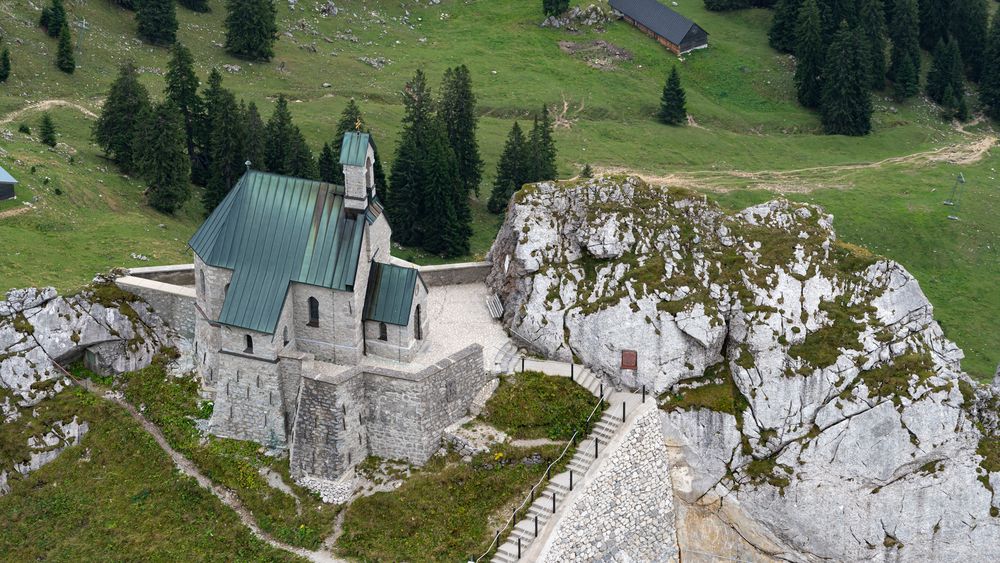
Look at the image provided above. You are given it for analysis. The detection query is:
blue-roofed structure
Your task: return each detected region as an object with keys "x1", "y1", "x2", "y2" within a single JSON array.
[
  {"x1": 364, "y1": 261, "x2": 425, "y2": 326},
  {"x1": 0, "y1": 164, "x2": 17, "y2": 201},
  {"x1": 340, "y1": 131, "x2": 372, "y2": 167}
]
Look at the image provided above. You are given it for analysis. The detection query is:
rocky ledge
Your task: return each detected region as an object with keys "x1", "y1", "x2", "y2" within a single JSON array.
[{"x1": 487, "y1": 176, "x2": 1000, "y2": 561}]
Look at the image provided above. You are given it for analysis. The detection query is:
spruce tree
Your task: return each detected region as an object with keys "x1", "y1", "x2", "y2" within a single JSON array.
[
  {"x1": 389, "y1": 69, "x2": 439, "y2": 246},
  {"x1": 0, "y1": 48, "x2": 10, "y2": 83},
  {"x1": 40, "y1": 0, "x2": 66, "y2": 38},
  {"x1": 440, "y1": 65, "x2": 484, "y2": 197},
  {"x1": 926, "y1": 39, "x2": 966, "y2": 114},
  {"x1": 818, "y1": 0, "x2": 853, "y2": 39},
  {"x1": 330, "y1": 99, "x2": 364, "y2": 184},
  {"x1": 136, "y1": 0, "x2": 178, "y2": 46},
  {"x1": 794, "y1": 0, "x2": 824, "y2": 108},
  {"x1": 981, "y1": 13, "x2": 1000, "y2": 120},
  {"x1": 581, "y1": 163, "x2": 594, "y2": 178},
  {"x1": 859, "y1": 0, "x2": 888, "y2": 90},
  {"x1": 93, "y1": 63, "x2": 151, "y2": 173},
  {"x1": 242, "y1": 101, "x2": 267, "y2": 171},
  {"x1": 820, "y1": 23, "x2": 873, "y2": 136},
  {"x1": 225, "y1": 0, "x2": 277, "y2": 61},
  {"x1": 39, "y1": 113, "x2": 57, "y2": 147},
  {"x1": 318, "y1": 143, "x2": 337, "y2": 182},
  {"x1": 888, "y1": 0, "x2": 921, "y2": 98},
  {"x1": 543, "y1": 0, "x2": 570, "y2": 16},
  {"x1": 488, "y1": 122, "x2": 528, "y2": 214},
  {"x1": 113, "y1": 0, "x2": 137, "y2": 10},
  {"x1": 179, "y1": 0, "x2": 210, "y2": 12},
  {"x1": 421, "y1": 116, "x2": 468, "y2": 257},
  {"x1": 165, "y1": 43, "x2": 202, "y2": 168},
  {"x1": 55, "y1": 24, "x2": 74, "y2": 74},
  {"x1": 950, "y1": 0, "x2": 989, "y2": 81},
  {"x1": 265, "y1": 95, "x2": 295, "y2": 174},
  {"x1": 137, "y1": 101, "x2": 191, "y2": 214},
  {"x1": 286, "y1": 128, "x2": 317, "y2": 179},
  {"x1": 195, "y1": 69, "x2": 228, "y2": 185},
  {"x1": 918, "y1": 0, "x2": 951, "y2": 51},
  {"x1": 769, "y1": 0, "x2": 803, "y2": 53},
  {"x1": 658, "y1": 66, "x2": 687, "y2": 124},
  {"x1": 204, "y1": 90, "x2": 246, "y2": 213},
  {"x1": 532, "y1": 105, "x2": 557, "y2": 181}
]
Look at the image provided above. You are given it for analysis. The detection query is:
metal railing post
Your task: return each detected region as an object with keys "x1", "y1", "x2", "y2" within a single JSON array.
[
  {"x1": 642, "y1": 385, "x2": 646, "y2": 403},
  {"x1": 551, "y1": 492, "x2": 556, "y2": 512},
  {"x1": 518, "y1": 537, "x2": 521, "y2": 558},
  {"x1": 534, "y1": 514, "x2": 538, "y2": 537},
  {"x1": 622, "y1": 401, "x2": 626, "y2": 422},
  {"x1": 600, "y1": 382, "x2": 604, "y2": 397},
  {"x1": 521, "y1": 357, "x2": 525, "y2": 372},
  {"x1": 571, "y1": 363, "x2": 575, "y2": 381},
  {"x1": 594, "y1": 438, "x2": 598, "y2": 458},
  {"x1": 570, "y1": 469, "x2": 574, "y2": 491}
]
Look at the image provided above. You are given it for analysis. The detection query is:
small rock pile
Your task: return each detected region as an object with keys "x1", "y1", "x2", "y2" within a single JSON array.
[{"x1": 541, "y1": 4, "x2": 609, "y2": 31}]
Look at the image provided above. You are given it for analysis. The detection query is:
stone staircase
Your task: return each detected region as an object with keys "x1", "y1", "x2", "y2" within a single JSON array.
[{"x1": 484, "y1": 353, "x2": 643, "y2": 563}]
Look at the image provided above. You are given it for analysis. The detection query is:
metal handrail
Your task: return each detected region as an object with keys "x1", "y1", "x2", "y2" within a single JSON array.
[{"x1": 474, "y1": 386, "x2": 609, "y2": 562}]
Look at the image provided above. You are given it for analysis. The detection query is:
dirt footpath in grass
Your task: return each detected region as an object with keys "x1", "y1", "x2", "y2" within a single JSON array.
[{"x1": 0, "y1": 100, "x2": 99, "y2": 125}]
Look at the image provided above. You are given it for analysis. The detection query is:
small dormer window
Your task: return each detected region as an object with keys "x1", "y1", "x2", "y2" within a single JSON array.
[
  {"x1": 244, "y1": 335, "x2": 254, "y2": 354},
  {"x1": 307, "y1": 297, "x2": 319, "y2": 327},
  {"x1": 379, "y1": 322, "x2": 388, "y2": 341}
]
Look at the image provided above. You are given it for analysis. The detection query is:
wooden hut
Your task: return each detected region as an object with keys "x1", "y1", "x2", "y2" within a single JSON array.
[{"x1": 610, "y1": 0, "x2": 709, "y2": 55}]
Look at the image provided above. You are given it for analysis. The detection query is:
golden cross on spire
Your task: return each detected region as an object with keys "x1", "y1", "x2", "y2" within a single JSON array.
[{"x1": 355, "y1": 117, "x2": 362, "y2": 132}]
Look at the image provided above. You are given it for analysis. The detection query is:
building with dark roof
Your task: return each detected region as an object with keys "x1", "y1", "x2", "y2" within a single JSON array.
[
  {"x1": 0, "y1": 164, "x2": 17, "y2": 201},
  {"x1": 610, "y1": 0, "x2": 709, "y2": 55},
  {"x1": 187, "y1": 132, "x2": 487, "y2": 483}
]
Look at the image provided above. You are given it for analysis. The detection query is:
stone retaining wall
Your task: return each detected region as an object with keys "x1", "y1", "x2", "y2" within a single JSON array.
[
  {"x1": 417, "y1": 261, "x2": 491, "y2": 286},
  {"x1": 116, "y1": 273, "x2": 196, "y2": 339},
  {"x1": 539, "y1": 408, "x2": 679, "y2": 562}
]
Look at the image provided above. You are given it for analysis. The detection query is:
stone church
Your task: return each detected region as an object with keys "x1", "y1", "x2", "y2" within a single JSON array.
[{"x1": 189, "y1": 132, "x2": 488, "y2": 483}]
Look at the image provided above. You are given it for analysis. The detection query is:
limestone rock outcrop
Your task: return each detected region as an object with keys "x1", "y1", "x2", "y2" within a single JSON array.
[{"x1": 487, "y1": 176, "x2": 1000, "y2": 561}]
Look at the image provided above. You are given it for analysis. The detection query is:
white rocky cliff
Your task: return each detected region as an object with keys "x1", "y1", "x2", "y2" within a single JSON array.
[{"x1": 487, "y1": 176, "x2": 1000, "y2": 561}]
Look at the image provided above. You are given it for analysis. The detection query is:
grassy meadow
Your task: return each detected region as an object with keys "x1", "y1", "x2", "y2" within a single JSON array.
[{"x1": 0, "y1": 0, "x2": 995, "y2": 377}]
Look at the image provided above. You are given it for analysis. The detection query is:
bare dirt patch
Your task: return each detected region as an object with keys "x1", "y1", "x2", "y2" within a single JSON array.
[{"x1": 558, "y1": 40, "x2": 633, "y2": 71}]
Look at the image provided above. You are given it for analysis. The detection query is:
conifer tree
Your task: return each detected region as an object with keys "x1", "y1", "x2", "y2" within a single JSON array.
[
  {"x1": 286, "y1": 128, "x2": 317, "y2": 179},
  {"x1": 888, "y1": 0, "x2": 921, "y2": 98},
  {"x1": 318, "y1": 143, "x2": 337, "y2": 183},
  {"x1": 39, "y1": 113, "x2": 57, "y2": 147},
  {"x1": 165, "y1": 43, "x2": 202, "y2": 168},
  {"x1": 329, "y1": 99, "x2": 363, "y2": 184},
  {"x1": 542, "y1": 0, "x2": 570, "y2": 16},
  {"x1": 818, "y1": 0, "x2": 853, "y2": 39},
  {"x1": 0, "y1": 48, "x2": 10, "y2": 83},
  {"x1": 55, "y1": 24, "x2": 74, "y2": 74},
  {"x1": 658, "y1": 66, "x2": 687, "y2": 124},
  {"x1": 113, "y1": 0, "x2": 137, "y2": 10},
  {"x1": 138, "y1": 101, "x2": 191, "y2": 214},
  {"x1": 242, "y1": 101, "x2": 267, "y2": 170},
  {"x1": 440, "y1": 65, "x2": 484, "y2": 197},
  {"x1": 950, "y1": 0, "x2": 989, "y2": 81},
  {"x1": 195, "y1": 69, "x2": 228, "y2": 185},
  {"x1": 820, "y1": 23, "x2": 873, "y2": 136},
  {"x1": 769, "y1": 0, "x2": 803, "y2": 53},
  {"x1": 39, "y1": 0, "x2": 66, "y2": 38},
  {"x1": 265, "y1": 95, "x2": 295, "y2": 174},
  {"x1": 859, "y1": 0, "x2": 888, "y2": 90},
  {"x1": 137, "y1": 0, "x2": 178, "y2": 46},
  {"x1": 981, "y1": 13, "x2": 1000, "y2": 120},
  {"x1": 530, "y1": 105, "x2": 558, "y2": 181},
  {"x1": 225, "y1": 0, "x2": 277, "y2": 61},
  {"x1": 178, "y1": 0, "x2": 210, "y2": 12},
  {"x1": 581, "y1": 163, "x2": 593, "y2": 178},
  {"x1": 203, "y1": 90, "x2": 246, "y2": 213},
  {"x1": 926, "y1": 39, "x2": 966, "y2": 114},
  {"x1": 93, "y1": 63, "x2": 151, "y2": 173},
  {"x1": 919, "y1": 0, "x2": 951, "y2": 51},
  {"x1": 487, "y1": 121, "x2": 528, "y2": 214},
  {"x1": 424, "y1": 115, "x2": 469, "y2": 257},
  {"x1": 794, "y1": 0, "x2": 824, "y2": 108}
]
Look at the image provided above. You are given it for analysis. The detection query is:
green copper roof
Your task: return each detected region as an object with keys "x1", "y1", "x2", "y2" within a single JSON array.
[
  {"x1": 189, "y1": 170, "x2": 364, "y2": 334},
  {"x1": 339, "y1": 132, "x2": 370, "y2": 166},
  {"x1": 363, "y1": 262, "x2": 420, "y2": 326}
]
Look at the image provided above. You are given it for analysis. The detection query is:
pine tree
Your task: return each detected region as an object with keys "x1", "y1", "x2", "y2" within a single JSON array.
[
  {"x1": 818, "y1": 0, "x2": 853, "y2": 39},
  {"x1": 224, "y1": 0, "x2": 277, "y2": 61},
  {"x1": 265, "y1": 95, "x2": 295, "y2": 174},
  {"x1": 926, "y1": 39, "x2": 966, "y2": 114},
  {"x1": 329, "y1": 99, "x2": 364, "y2": 184},
  {"x1": 769, "y1": 0, "x2": 803, "y2": 53},
  {"x1": 0, "y1": 48, "x2": 10, "y2": 83},
  {"x1": 581, "y1": 163, "x2": 594, "y2": 178},
  {"x1": 794, "y1": 0, "x2": 824, "y2": 108},
  {"x1": 440, "y1": 65, "x2": 484, "y2": 197},
  {"x1": 55, "y1": 24, "x2": 74, "y2": 74},
  {"x1": 203, "y1": 90, "x2": 246, "y2": 213},
  {"x1": 137, "y1": 101, "x2": 191, "y2": 214},
  {"x1": 242, "y1": 101, "x2": 267, "y2": 171},
  {"x1": 137, "y1": 0, "x2": 178, "y2": 46},
  {"x1": 112, "y1": 0, "x2": 137, "y2": 10},
  {"x1": 40, "y1": 0, "x2": 66, "y2": 38},
  {"x1": 39, "y1": 113, "x2": 57, "y2": 147},
  {"x1": 542, "y1": 0, "x2": 570, "y2": 16},
  {"x1": 859, "y1": 0, "x2": 888, "y2": 90},
  {"x1": 919, "y1": 0, "x2": 951, "y2": 51},
  {"x1": 658, "y1": 66, "x2": 687, "y2": 124},
  {"x1": 195, "y1": 69, "x2": 229, "y2": 186},
  {"x1": 981, "y1": 13, "x2": 1000, "y2": 120},
  {"x1": 165, "y1": 43, "x2": 202, "y2": 169},
  {"x1": 820, "y1": 23, "x2": 873, "y2": 136},
  {"x1": 488, "y1": 121, "x2": 528, "y2": 214},
  {"x1": 286, "y1": 128, "x2": 317, "y2": 179},
  {"x1": 530, "y1": 105, "x2": 557, "y2": 181},
  {"x1": 94, "y1": 63, "x2": 152, "y2": 173},
  {"x1": 950, "y1": 0, "x2": 989, "y2": 81},
  {"x1": 178, "y1": 0, "x2": 210, "y2": 13},
  {"x1": 888, "y1": 0, "x2": 921, "y2": 98},
  {"x1": 318, "y1": 143, "x2": 337, "y2": 182}
]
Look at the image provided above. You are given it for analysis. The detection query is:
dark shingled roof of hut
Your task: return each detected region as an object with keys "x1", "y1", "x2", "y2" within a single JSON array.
[
  {"x1": 188, "y1": 170, "x2": 364, "y2": 334},
  {"x1": 609, "y1": 0, "x2": 703, "y2": 45}
]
